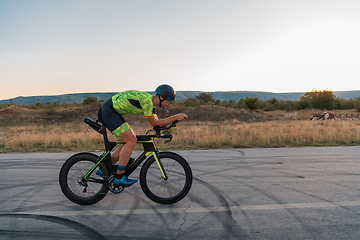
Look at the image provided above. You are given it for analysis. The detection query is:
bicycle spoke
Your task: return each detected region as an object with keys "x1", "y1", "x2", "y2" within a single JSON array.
[
  {"x1": 141, "y1": 154, "x2": 190, "y2": 203},
  {"x1": 59, "y1": 153, "x2": 109, "y2": 205}
]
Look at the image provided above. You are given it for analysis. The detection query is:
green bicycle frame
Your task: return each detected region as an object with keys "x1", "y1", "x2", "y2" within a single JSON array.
[{"x1": 83, "y1": 138, "x2": 168, "y2": 182}]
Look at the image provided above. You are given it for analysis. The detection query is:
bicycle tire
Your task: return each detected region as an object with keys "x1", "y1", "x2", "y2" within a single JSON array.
[
  {"x1": 59, "y1": 153, "x2": 109, "y2": 205},
  {"x1": 140, "y1": 152, "x2": 192, "y2": 204}
]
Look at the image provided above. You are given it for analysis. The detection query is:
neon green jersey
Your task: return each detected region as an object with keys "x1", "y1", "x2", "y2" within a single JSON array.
[{"x1": 111, "y1": 90, "x2": 156, "y2": 118}]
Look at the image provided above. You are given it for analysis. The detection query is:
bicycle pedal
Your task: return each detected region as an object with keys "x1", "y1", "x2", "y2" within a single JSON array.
[{"x1": 113, "y1": 182, "x2": 132, "y2": 188}]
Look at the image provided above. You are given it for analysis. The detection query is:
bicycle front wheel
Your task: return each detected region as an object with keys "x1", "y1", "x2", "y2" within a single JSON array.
[
  {"x1": 140, "y1": 152, "x2": 192, "y2": 204},
  {"x1": 59, "y1": 153, "x2": 109, "y2": 205}
]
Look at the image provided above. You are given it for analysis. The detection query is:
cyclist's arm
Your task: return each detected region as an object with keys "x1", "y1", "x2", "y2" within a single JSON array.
[{"x1": 146, "y1": 113, "x2": 187, "y2": 127}]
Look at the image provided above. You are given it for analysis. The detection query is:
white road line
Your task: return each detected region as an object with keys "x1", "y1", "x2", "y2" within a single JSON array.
[{"x1": 3, "y1": 201, "x2": 360, "y2": 217}]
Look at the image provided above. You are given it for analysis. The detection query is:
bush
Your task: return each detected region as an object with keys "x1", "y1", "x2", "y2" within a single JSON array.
[
  {"x1": 261, "y1": 102, "x2": 275, "y2": 111},
  {"x1": 0, "y1": 104, "x2": 10, "y2": 109},
  {"x1": 83, "y1": 97, "x2": 98, "y2": 105},
  {"x1": 355, "y1": 97, "x2": 360, "y2": 112},
  {"x1": 184, "y1": 98, "x2": 198, "y2": 107},
  {"x1": 196, "y1": 92, "x2": 215, "y2": 104},
  {"x1": 244, "y1": 97, "x2": 259, "y2": 111},
  {"x1": 302, "y1": 89, "x2": 336, "y2": 110},
  {"x1": 336, "y1": 98, "x2": 355, "y2": 110}
]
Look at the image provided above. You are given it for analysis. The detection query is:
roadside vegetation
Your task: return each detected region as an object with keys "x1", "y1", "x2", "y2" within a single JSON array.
[
  {"x1": 184, "y1": 89, "x2": 360, "y2": 112},
  {"x1": 1, "y1": 90, "x2": 360, "y2": 153}
]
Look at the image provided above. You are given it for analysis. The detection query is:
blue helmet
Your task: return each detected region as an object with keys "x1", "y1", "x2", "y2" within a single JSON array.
[{"x1": 155, "y1": 84, "x2": 176, "y2": 103}]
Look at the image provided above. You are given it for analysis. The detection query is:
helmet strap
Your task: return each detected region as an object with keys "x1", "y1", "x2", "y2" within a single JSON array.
[{"x1": 158, "y1": 95, "x2": 165, "y2": 108}]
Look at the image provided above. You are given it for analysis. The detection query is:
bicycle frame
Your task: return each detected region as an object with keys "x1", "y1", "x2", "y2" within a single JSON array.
[{"x1": 83, "y1": 124, "x2": 168, "y2": 184}]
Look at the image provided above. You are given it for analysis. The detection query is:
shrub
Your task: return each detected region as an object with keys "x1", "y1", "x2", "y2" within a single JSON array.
[
  {"x1": 196, "y1": 92, "x2": 215, "y2": 105},
  {"x1": 302, "y1": 89, "x2": 336, "y2": 110},
  {"x1": 83, "y1": 97, "x2": 98, "y2": 105},
  {"x1": 244, "y1": 97, "x2": 259, "y2": 111},
  {"x1": 184, "y1": 97, "x2": 198, "y2": 107}
]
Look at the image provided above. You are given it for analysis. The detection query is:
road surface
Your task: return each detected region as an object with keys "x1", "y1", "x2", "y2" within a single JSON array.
[{"x1": 1, "y1": 146, "x2": 360, "y2": 239}]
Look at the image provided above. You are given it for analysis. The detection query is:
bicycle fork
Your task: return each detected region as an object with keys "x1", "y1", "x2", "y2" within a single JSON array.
[
  {"x1": 124, "y1": 151, "x2": 168, "y2": 181},
  {"x1": 147, "y1": 151, "x2": 168, "y2": 180}
]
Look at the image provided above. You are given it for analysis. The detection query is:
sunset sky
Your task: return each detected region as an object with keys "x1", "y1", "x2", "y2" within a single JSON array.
[{"x1": 1, "y1": 0, "x2": 360, "y2": 100}]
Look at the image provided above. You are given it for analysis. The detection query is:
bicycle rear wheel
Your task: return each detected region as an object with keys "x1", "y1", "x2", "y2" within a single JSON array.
[
  {"x1": 59, "y1": 153, "x2": 109, "y2": 205},
  {"x1": 140, "y1": 152, "x2": 192, "y2": 204}
]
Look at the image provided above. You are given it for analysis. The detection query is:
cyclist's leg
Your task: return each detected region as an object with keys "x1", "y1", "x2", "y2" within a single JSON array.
[
  {"x1": 116, "y1": 129, "x2": 137, "y2": 172},
  {"x1": 111, "y1": 144, "x2": 124, "y2": 164},
  {"x1": 111, "y1": 125, "x2": 138, "y2": 185},
  {"x1": 98, "y1": 99, "x2": 137, "y2": 185}
]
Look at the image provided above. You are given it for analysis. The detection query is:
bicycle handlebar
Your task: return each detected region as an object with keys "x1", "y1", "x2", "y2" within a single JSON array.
[
  {"x1": 146, "y1": 120, "x2": 180, "y2": 143},
  {"x1": 152, "y1": 120, "x2": 179, "y2": 133}
]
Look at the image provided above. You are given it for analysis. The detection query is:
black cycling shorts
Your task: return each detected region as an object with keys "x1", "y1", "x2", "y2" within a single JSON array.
[{"x1": 98, "y1": 99, "x2": 130, "y2": 137}]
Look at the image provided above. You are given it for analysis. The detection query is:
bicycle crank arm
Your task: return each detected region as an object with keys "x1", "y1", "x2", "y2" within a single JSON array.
[{"x1": 85, "y1": 177, "x2": 108, "y2": 185}]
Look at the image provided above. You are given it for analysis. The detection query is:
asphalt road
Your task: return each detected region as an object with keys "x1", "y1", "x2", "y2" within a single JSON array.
[{"x1": 1, "y1": 146, "x2": 360, "y2": 240}]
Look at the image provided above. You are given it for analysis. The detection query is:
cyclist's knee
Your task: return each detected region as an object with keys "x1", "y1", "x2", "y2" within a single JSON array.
[
  {"x1": 127, "y1": 136, "x2": 137, "y2": 147},
  {"x1": 120, "y1": 129, "x2": 137, "y2": 146}
]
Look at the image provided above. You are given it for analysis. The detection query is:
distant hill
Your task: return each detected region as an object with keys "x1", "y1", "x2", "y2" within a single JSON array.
[{"x1": 1, "y1": 90, "x2": 360, "y2": 105}]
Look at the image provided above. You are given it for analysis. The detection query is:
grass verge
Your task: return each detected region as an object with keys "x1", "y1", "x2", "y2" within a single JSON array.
[{"x1": 1, "y1": 120, "x2": 360, "y2": 153}]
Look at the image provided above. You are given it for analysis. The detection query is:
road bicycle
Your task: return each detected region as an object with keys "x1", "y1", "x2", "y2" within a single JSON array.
[{"x1": 59, "y1": 118, "x2": 192, "y2": 205}]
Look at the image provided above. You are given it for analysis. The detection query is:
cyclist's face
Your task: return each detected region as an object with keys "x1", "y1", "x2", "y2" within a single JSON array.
[{"x1": 161, "y1": 98, "x2": 172, "y2": 108}]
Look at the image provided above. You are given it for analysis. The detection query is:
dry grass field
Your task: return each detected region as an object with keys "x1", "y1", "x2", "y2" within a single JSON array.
[{"x1": 1, "y1": 104, "x2": 360, "y2": 153}]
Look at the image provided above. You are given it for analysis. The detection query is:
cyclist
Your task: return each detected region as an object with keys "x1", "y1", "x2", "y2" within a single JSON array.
[{"x1": 96, "y1": 84, "x2": 187, "y2": 186}]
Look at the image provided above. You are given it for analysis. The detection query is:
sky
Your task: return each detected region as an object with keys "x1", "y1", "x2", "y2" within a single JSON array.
[{"x1": 1, "y1": 0, "x2": 360, "y2": 100}]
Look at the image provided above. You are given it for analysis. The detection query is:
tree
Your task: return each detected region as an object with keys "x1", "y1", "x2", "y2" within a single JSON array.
[
  {"x1": 196, "y1": 92, "x2": 215, "y2": 105},
  {"x1": 301, "y1": 89, "x2": 336, "y2": 111}
]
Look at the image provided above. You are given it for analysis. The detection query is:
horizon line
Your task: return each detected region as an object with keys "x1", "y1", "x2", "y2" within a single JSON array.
[{"x1": 2, "y1": 89, "x2": 360, "y2": 102}]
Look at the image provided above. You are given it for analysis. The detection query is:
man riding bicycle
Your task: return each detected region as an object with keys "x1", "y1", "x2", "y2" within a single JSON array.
[{"x1": 96, "y1": 84, "x2": 187, "y2": 186}]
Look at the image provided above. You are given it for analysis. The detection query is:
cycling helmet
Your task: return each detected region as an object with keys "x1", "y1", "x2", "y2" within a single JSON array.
[{"x1": 155, "y1": 84, "x2": 176, "y2": 104}]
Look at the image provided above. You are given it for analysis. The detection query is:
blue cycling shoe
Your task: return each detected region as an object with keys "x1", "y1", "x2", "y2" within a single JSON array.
[
  {"x1": 113, "y1": 175, "x2": 138, "y2": 186},
  {"x1": 96, "y1": 169, "x2": 104, "y2": 177},
  {"x1": 96, "y1": 158, "x2": 135, "y2": 177},
  {"x1": 96, "y1": 164, "x2": 119, "y2": 177}
]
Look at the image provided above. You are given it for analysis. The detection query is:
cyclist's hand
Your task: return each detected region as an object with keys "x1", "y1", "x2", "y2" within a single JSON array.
[{"x1": 175, "y1": 113, "x2": 187, "y2": 121}]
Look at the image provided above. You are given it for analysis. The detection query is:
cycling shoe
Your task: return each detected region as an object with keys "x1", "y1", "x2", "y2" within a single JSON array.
[
  {"x1": 113, "y1": 175, "x2": 138, "y2": 186},
  {"x1": 96, "y1": 169, "x2": 104, "y2": 177},
  {"x1": 96, "y1": 164, "x2": 119, "y2": 177}
]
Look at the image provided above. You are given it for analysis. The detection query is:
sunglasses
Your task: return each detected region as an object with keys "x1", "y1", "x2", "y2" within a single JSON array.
[{"x1": 166, "y1": 95, "x2": 175, "y2": 104}]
